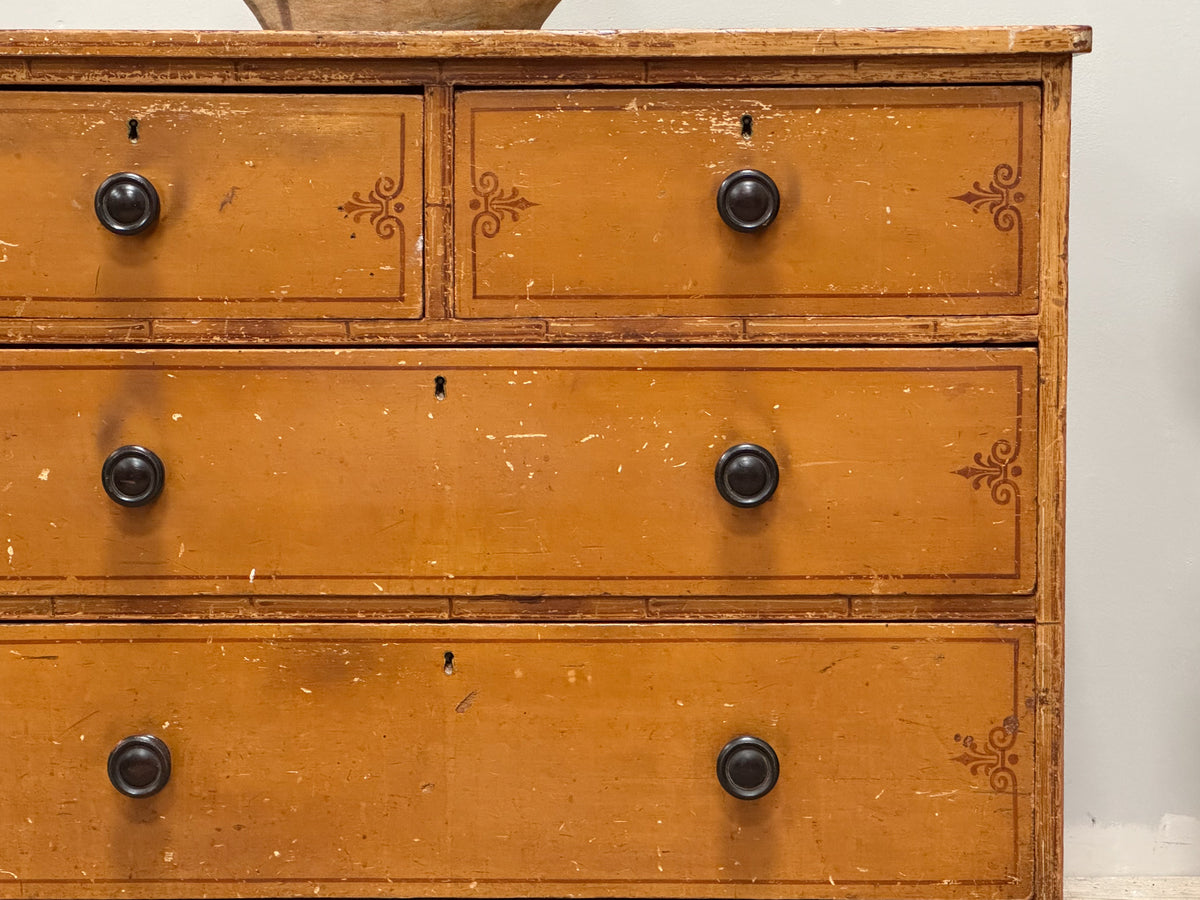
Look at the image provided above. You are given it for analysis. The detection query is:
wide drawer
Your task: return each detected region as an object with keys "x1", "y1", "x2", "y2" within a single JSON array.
[
  {"x1": 0, "y1": 348, "x2": 1035, "y2": 599},
  {"x1": 0, "y1": 622, "x2": 1034, "y2": 899},
  {"x1": 455, "y1": 86, "x2": 1041, "y2": 318},
  {"x1": 0, "y1": 92, "x2": 423, "y2": 318}
]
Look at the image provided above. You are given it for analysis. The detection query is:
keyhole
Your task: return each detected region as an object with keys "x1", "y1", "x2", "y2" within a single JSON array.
[
  {"x1": 434, "y1": 375, "x2": 446, "y2": 401},
  {"x1": 127, "y1": 118, "x2": 139, "y2": 143},
  {"x1": 443, "y1": 651, "x2": 455, "y2": 675},
  {"x1": 741, "y1": 114, "x2": 753, "y2": 139}
]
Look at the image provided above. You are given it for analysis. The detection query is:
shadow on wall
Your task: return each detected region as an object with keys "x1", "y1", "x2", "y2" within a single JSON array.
[{"x1": 1171, "y1": 217, "x2": 1200, "y2": 438}]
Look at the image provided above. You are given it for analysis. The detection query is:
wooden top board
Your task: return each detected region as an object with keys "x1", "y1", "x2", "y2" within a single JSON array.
[{"x1": 0, "y1": 26, "x2": 1092, "y2": 59}]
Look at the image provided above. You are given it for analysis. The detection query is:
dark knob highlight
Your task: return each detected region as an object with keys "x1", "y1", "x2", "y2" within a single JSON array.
[
  {"x1": 716, "y1": 169, "x2": 780, "y2": 233},
  {"x1": 94, "y1": 172, "x2": 160, "y2": 236},
  {"x1": 108, "y1": 734, "x2": 171, "y2": 798},
  {"x1": 102, "y1": 445, "x2": 165, "y2": 507},
  {"x1": 717, "y1": 735, "x2": 780, "y2": 801},
  {"x1": 714, "y1": 443, "x2": 779, "y2": 508}
]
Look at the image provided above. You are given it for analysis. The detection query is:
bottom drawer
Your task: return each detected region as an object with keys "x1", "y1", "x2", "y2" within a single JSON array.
[{"x1": 0, "y1": 623, "x2": 1034, "y2": 899}]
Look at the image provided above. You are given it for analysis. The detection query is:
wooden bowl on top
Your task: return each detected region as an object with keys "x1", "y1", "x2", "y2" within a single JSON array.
[{"x1": 243, "y1": 0, "x2": 564, "y2": 30}]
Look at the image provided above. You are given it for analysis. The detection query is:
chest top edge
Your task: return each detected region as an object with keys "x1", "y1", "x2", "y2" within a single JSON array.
[{"x1": 0, "y1": 26, "x2": 1092, "y2": 62}]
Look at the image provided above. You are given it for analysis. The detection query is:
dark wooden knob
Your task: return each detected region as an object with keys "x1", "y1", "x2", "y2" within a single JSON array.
[
  {"x1": 102, "y1": 445, "x2": 165, "y2": 507},
  {"x1": 716, "y1": 169, "x2": 780, "y2": 233},
  {"x1": 715, "y1": 443, "x2": 779, "y2": 508},
  {"x1": 94, "y1": 172, "x2": 160, "y2": 235},
  {"x1": 108, "y1": 734, "x2": 171, "y2": 798},
  {"x1": 717, "y1": 735, "x2": 779, "y2": 800}
]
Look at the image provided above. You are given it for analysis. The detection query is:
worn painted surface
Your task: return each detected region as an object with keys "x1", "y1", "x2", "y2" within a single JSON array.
[
  {"x1": 0, "y1": 27, "x2": 1094, "y2": 58},
  {"x1": 0, "y1": 27, "x2": 1084, "y2": 900},
  {"x1": 0, "y1": 92, "x2": 423, "y2": 318},
  {"x1": 0, "y1": 347, "x2": 1035, "y2": 599},
  {"x1": 456, "y1": 87, "x2": 1042, "y2": 318},
  {"x1": 0, "y1": 622, "x2": 1034, "y2": 898}
]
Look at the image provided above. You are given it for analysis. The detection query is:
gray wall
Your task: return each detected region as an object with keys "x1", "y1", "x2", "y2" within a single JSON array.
[{"x1": 3, "y1": 0, "x2": 1197, "y2": 877}]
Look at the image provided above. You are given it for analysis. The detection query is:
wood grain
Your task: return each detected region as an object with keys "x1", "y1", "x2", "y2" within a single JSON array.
[
  {"x1": 150, "y1": 319, "x2": 350, "y2": 341},
  {"x1": 0, "y1": 315, "x2": 1044, "y2": 345},
  {"x1": 745, "y1": 316, "x2": 1041, "y2": 344},
  {"x1": 0, "y1": 318, "x2": 152, "y2": 341},
  {"x1": 3, "y1": 594, "x2": 1047, "y2": 622},
  {"x1": 0, "y1": 27, "x2": 1085, "y2": 900},
  {"x1": 0, "y1": 347, "x2": 1035, "y2": 600},
  {"x1": 0, "y1": 621, "x2": 1033, "y2": 899},
  {"x1": 5, "y1": 56, "x2": 1051, "y2": 90},
  {"x1": 456, "y1": 87, "x2": 1041, "y2": 318},
  {"x1": 1037, "y1": 59, "x2": 1074, "y2": 630},
  {"x1": 46, "y1": 596, "x2": 452, "y2": 620},
  {"x1": 1035, "y1": 55, "x2": 1074, "y2": 900},
  {"x1": 0, "y1": 91, "x2": 423, "y2": 319},
  {"x1": 1038, "y1": 622, "x2": 1066, "y2": 900},
  {"x1": 5, "y1": 595, "x2": 1043, "y2": 623},
  {"x1": 850, "y1": 595, "x2": 1037, "y2": 621},
  {"x1": 0, "y1": 27, "x2": 1093, "y2": 59},
  {"x1": 348, "y1": 317, "x2": 549, "y2": 340},
  {"x1": 644, "y1": 57, "x2": 1046, "y2": 86},
  {"x1": 423, "y1": 83, "x2": 454, "y2": 319}
]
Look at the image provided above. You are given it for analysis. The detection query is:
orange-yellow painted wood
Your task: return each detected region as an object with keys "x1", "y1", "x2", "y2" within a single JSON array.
[
  {"x1": 0, "y1": 621, "x2": 1033, "y2": 899},
  {"x1": 0, "y1": 27, "x2": 1093, "y2": 59},
  {"x1": 0, "y1": 56, "x2": 1049, "y2": 93},
  {"x1": 1034, "y1": 56, "x2": 1075, "y2": 900},
  {"x1": 0, "y1": 27, "x2": 1085, "y2": 900},
  {"x1": 0, "y1": 314, "x2": 1046, "y2": 346},
  {"x1": 0, "y1": 347, "x2": 1034, "y2": 599},
  {"x1": 0, "y1": 92, "x2": 423, "y2": 318},
  {"x1": 455, "y1": 87, "x2": 1041, "y2": 318}
]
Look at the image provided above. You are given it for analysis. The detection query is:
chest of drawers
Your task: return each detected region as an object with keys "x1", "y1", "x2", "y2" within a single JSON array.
[{"x1": 0, "y1": 26, "x2": 1090, "y2": 900}]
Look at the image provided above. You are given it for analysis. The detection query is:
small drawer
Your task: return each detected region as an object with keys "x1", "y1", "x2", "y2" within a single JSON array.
[
  {"x1": 0, "y1": 347, "x2": 1035, "y2": 600},
  {"x1": 0, "y1": 621, "x2": 1033, "y2": 898},
  {"x1": 454, "y1": 86, "x2": 1041, "y2": 318},
  {"x1": 0, "y1": 92, "x2": 423, "y2": 319}
]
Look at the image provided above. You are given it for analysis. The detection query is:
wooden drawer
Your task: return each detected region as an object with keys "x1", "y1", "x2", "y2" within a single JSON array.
[
  {"x1": 0, "y1": 622, "x2": 1033, "y2": 899},
  {"x1": 0, "y1": 92, "x2": 423, "y2": 319},
  {"x1": 0, "y1": 347, "x2": 1034, "y2": 600},
  {"x1": 454, "y1": 86, "x2": 1041, "y2": 319}
]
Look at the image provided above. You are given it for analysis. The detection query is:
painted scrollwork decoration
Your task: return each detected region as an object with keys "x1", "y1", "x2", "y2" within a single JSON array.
[
  {"x1": 471, "y1": 171, "x2": 538, "y2": 239},
  {"x1": 955, "y1": 439, "x2": 1021, "y2": 505},
  {"x1": 952, "y1": 163, "x2": 1024, "y2": 233},
  {"x1": 953, "y1": 718, "x2": 1020, "y2": 793},
  {"x1": 342, "y1": 176, "x2": 406, "y2": 239}
]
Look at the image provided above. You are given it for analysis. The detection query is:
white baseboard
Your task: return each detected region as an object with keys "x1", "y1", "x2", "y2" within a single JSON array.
[
  {"x1": 1066, "y1": 817, "x2": 1200, "y2": 879},
  {"x1": 1067, "y1": 878, "x2": 1200, "y2": 900}
]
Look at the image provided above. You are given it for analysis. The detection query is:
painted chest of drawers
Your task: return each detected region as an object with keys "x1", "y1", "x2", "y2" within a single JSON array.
[{"x1": 0, "y1": 26, "x2": 1090, "y2": 900}]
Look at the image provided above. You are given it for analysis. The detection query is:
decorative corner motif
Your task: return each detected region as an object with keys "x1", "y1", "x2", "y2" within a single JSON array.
[
  {"x1": 954, "y1": 439, "x2": 1021, "y2": 505},
  {"x1": 341, "y1": 176, "x2": 406, "y2": 239},
  {"x1": 952, "y1": 718, "x2": 1019, "y2": 792},
  {"x1": 951, "y1": 163, "x2": 1024, "y2": 233},
  {"x1": 470, "y1": 171, "x2": 538, "y2": 239}
]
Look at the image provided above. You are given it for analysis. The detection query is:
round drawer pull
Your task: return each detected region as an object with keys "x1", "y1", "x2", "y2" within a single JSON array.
[
  {"x1": 102, "y1": 445, "x2": 165, "y2": 507},
  {"x1": 717, "y1": 735, "x2": 780, "y2": 801},
  {"x1": 716, "y1": 169, "x2": 780, "y2": 233},
  {"x1": 714, "y1": 443, "x2": 779, "y2": 508},
  {"x1": 108, "y1": 734, "x2": 171, "y2": 798},
  {"x1": 94, "y1": 172, "x2": 160, "y2": 236}
]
